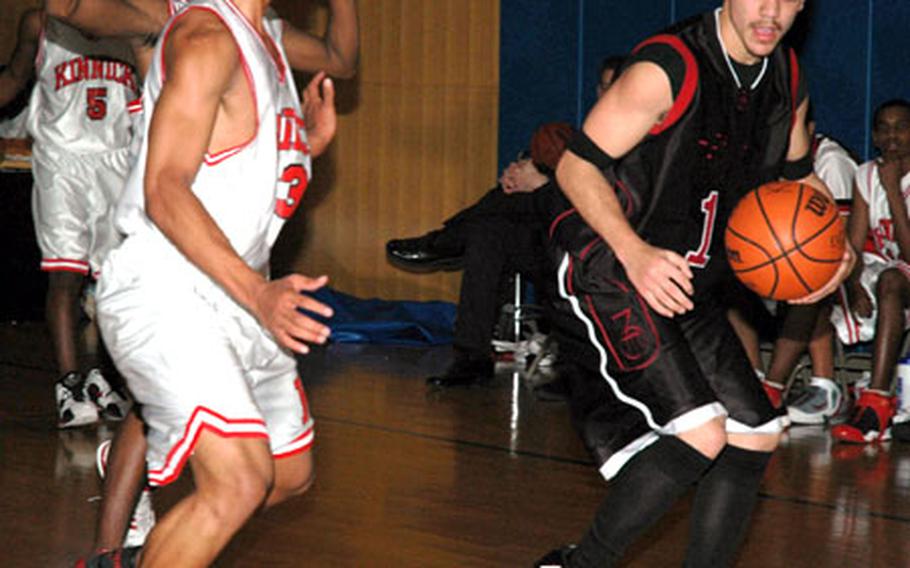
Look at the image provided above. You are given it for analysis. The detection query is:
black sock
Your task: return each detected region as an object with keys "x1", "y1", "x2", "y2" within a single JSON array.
[
  {"x1": 569, "y1": 436, "x2": 712, "y2": 568},
  {"x1": 683, "y1": 445, "x2": 773, "y2": 568}
]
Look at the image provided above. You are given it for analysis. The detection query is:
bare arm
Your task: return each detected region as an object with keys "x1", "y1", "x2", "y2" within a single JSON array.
[
  {"x1": 0, "y1": 9, "x2": 42, "y2": 110},
  {"x1": 879, "y1": 156, "x2": 910, "y2": 263},
  {"x1": 787, "y1": 97, "x2": 856, "y2": 304},
  {"x1": 144, "y1": 10, "x2": 331, "y2": 353},
  {"x1": 44, "y1": 0, "x2": 165, "y2": 41},
  {"x1": 843, "y1": 182, "x2": 872, "y2": 316},
  {"x1": 556, "y1": 61, "x2": 694, "y2": 317},
  {"x1": 280, "y1": 0, "x2": 358, "y2": 77}
]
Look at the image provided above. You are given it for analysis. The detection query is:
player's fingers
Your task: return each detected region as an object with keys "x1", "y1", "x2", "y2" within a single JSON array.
[
  {"x1": 305, "y1": 71, "x2": 327, "y2": 97},
  {"x1": 276, "y1": 330, "x2": 310, "y2": 354},
  {"x1": 659, "y1": 282, "x2": 693, "y2": 314},
  {"x1": 295, "y1": 293, "x2": 334, "y2": 318},
  {"x1": 664, "y1": 250, "x2": 694, "y2": 280},
  {"x1": 642, "y1": 287, "x2": 677, "y2": 318},
  {"x1": 289, "y1": 274, "x2": 329, "y2": 292},
  {"x1": 288, "y1": 309, "x2": 331, "y2": 338},
  {"x1": 320, "y1": 76, "x2": 334, "y2": 105}
]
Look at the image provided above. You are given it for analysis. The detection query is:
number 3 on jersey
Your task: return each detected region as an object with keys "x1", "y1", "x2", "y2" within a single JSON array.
[{"x1": 275, "y1": 163, "x2": 309, "y2": 219}]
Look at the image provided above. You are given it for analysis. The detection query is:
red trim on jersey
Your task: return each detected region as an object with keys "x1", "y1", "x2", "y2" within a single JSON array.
[
  {"x1": 549, "y1": 208, "x2": 577, "y2": 239},
  {"x1": 579, "y1": 237, "x2": 600, "y2": 261},
  {"x1": 146, "y1": 406, "x2": 269, "y2": 486},
  {"x1": 632, "y1": 34, "x2": 698, "y2": 136},
  {"x1": 127, "y1": 98, "x2": 143, "y2": 114},
  {"x1": 41, "y1": 258, "x2": 90, "y2": 274},
  {"x1": 273, "y1": 427, "x2": 314, "y2": 459},
  {"x1": 223, "y1": 0, "x2": 287, "y2": 83},
  {"x1": 788, "y1": 48, "x2": 800, "y2": 131},
  {"x1": 162, "y1": 7, "x2": 261, "y2": 166},
  {"x1": 566, "y1": 256, "x2": 576, "y2": 296}
]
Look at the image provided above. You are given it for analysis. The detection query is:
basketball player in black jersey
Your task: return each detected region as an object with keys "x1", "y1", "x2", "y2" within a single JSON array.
[{"x1": 537, "y1": 1, "x2": 853, "y2": 566}]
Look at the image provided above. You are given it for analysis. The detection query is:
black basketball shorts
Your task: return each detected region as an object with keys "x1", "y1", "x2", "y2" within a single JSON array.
[{"x1": 551, "y1": 240, "x2": 787, "y2": 479}]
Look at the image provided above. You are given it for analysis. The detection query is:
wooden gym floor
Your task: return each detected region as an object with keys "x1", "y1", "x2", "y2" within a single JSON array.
[{"x1": 2, "y1": 321, "x2": 910, "y2": 567}]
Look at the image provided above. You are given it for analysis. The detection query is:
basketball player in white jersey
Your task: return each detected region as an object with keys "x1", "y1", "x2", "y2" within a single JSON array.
[
  {"x1": 43, "y1": 0, "x2": 359, "y2": 561},
  {"x1": 830, "y1": 99, "x2": 910, "y2": 444},
  {"x1": 76, "y1": 0, "x2": 343, "y2": 564},
  {"x1": 0, "y1": 9, "x2": 133, "y2": 429}
]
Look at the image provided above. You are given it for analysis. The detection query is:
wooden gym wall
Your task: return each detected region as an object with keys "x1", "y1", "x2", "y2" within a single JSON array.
[
  {"x1": 0, "y1": 1, "x2": 500, "y2": 304},
  {"x1": 272, "y1": 0, "x2": 501, "y2": 302}
]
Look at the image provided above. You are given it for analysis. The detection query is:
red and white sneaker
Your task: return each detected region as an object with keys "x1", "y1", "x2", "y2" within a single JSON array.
[
  {"x1": 762, "y1": 379, "x2": 785, "y2": 409},
  {"x1": 96, "y1": 440, "x2": 156, "y2": 547},
  {"x1": 831, "y1": 390, "x2": 896, "y2": 444},
  {"x1": 85, "y1": 369, "x2": 131, "y2": 421}
]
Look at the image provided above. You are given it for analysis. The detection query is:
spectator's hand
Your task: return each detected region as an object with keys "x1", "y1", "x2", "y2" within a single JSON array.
[
  {"x1": 790, "y1": 243, "x2": 856, "y2": 305},
  {"x1": 500, "y1": 159, "x2": 548, "y2": 194},
  {"x1": 846, "y1": 277, "x2": 873, "y2": 318},
  {"x1": 879, "y1": 156, "x2": 904, "y2": 196},
  {"x1": 250, "y1": 274, "x2": 333, "y2": 354},
  {"x1": 302, "y1": 72, "x2": 336, "y2": 158},
  {"x1": 620, "y1": 240, "x2": 694, "y2": 317}
]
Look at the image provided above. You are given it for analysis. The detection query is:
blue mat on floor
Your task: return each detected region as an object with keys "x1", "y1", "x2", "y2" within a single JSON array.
[{"x1": 303, "y1": 287, "x2": 456, "y2": 346}]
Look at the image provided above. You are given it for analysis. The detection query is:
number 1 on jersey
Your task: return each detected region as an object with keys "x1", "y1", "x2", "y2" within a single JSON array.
[{"x1": 685, "y1": 191, "x2": 719, "y2": 268}]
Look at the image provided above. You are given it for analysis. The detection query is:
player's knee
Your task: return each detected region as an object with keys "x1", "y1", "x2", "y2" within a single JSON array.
[
  {"x1": 678, "y1": 417, "x2": 727, "y2": 460},
  {"x1": 876, "y1": 269, "x2": 906, "y2": 299},
  {"x1": 730, "y1": 431, "x2": 781, "y2": 453},
  {"x1": 209, "y1": 461, "x2": 273, "y2": 519},
  {"x1": 269, "y1": 456, "x2": 315, "y2": 506}
]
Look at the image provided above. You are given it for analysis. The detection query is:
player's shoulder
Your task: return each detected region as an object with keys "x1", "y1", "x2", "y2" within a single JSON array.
[{"x1": 166, "y1": 8, "x2": 238, "y2": 63}]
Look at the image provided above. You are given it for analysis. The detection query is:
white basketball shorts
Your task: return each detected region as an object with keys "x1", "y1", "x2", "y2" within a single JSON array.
[
  {"x1": 96, "y1": 239, "x2": 315, "y2": 486},
  {"x1": 31, "y1": 143, "x2": 131, "y2": 276}
]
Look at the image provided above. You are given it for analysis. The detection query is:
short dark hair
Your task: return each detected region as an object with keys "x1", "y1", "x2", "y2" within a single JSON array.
[{"x1": 873, "y1": 98, "x2": 910, "y2": 127}]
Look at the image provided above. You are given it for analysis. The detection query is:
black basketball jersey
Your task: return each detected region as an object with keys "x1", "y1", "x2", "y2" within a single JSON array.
[{"x1": 550, "y1": 11, "x2": 803, "y2": 299}]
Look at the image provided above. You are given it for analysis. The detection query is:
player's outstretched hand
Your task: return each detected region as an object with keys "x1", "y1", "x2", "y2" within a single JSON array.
[
  {"x1": 252, "y1": 274, "x2": 333, "y2": 354},
  {"x1": 621, "y1": 241, "x2": 694, "y2": 318},
  {"x1": 302, "y1": 71, "x2": 336, "y2": 158},
  {"x1": 790, "y1": 244, "x2": 856, "y2": 305}
]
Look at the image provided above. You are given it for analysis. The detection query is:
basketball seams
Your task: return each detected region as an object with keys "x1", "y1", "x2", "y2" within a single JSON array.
[
  {"x1": 726, "y1": 181, "x2": 844, "y2": 299},
  {"x1": 726, "y1": 224, "x2": 780, "y2": 297}
]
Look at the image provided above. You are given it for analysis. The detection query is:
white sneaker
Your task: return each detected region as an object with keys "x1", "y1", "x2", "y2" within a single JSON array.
[
  {"x1": 56, "y1": 372, "x2": 99, "y2": 429},
  {"x1": 96, "y1": 439, "x2": 156, "y2": 547},
  {"x1": 788, "y1": 377, "x2": 843, "y2": 425},
  {"x1": 85, "y1": 369, "x2": 131, "y2": 421}
]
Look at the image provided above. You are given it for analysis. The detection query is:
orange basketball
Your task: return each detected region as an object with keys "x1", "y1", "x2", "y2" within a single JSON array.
[{"x1": 725, "y1": 181, "x2": 845, "y2": 301}]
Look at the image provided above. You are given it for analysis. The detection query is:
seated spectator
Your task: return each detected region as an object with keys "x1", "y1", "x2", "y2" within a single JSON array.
[
  {"x1": 726, "y1": 117, "x2": 859, "y2": 424},
  {"x1": 386, "y1": 56, "x2": 626, "y2": 389},
  {"x1": 830, "y1": 98, "x2": 910, "y2": 443},
  {"x1": 387, "y1": 122, "x2": 574, "y2": 387}
]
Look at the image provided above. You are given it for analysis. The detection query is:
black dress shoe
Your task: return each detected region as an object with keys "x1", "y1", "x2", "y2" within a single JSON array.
[
  {"x1": 534, "y1": 545, "x2": 576, "y2": 567},
  {"x1": 426, "y1": 355, "x2": 494, "y2": 388},
  {"x1": 386, "y1": 230, "x2": 464, "y2": 272}
]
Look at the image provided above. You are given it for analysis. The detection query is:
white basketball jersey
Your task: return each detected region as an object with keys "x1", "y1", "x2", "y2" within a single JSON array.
[
  {"x1": 116, "y1": 0, "x2": 309, "y2": 273},
  {"x1": 855, "y1": 159, "x2": 910, "y2": 261},
  {"x1": 813, "y1": 134, "x2": 857, "y2": 202},
  {"x1": 26, "y1": 18, "x2": 138, "y2": 153}
]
